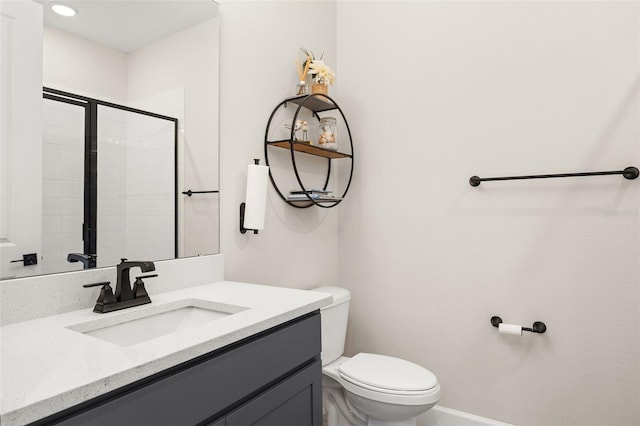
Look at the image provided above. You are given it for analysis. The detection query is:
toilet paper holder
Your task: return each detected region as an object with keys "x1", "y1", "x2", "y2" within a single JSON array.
[{"x1": 491, "y1": 316, "x2": 547, "y2": 334}]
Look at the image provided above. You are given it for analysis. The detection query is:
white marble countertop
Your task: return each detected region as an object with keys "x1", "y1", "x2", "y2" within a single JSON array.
[{"x1": 0, "y1": 281, "x2": 332, "y2": 425}]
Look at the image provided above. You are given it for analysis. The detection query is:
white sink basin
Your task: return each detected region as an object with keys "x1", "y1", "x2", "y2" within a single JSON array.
[{"x1": 67, "y1": 299, "x2": 249, "y2": 346}]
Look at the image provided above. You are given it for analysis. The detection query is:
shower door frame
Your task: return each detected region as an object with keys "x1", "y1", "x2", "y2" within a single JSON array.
[{"x1": 42, "y1": 87, "x2": 179, "y2": 265}]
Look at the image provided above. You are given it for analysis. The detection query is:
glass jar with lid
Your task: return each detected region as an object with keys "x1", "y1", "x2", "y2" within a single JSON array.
[{"x1": 317, "y1": 117, "x2": 337, "y2": 151}]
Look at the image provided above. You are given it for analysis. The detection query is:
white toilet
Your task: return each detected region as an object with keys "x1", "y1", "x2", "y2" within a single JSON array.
[{"x1": 312, "y1": 286, "x2": 441, "y2": 426}]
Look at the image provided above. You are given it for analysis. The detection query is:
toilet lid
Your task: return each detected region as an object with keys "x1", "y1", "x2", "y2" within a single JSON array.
[{"x1": 338, "y1": 353, "x2": 438, "y2": 392}]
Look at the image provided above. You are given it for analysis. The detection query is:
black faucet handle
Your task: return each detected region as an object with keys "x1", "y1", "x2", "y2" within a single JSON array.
[
  {"x1": 132, "y1": 275, "x2": 156, "y2": 299},
  {"x1": 83, "y1": 281, "x2": 111, "y2": 288},
  {"x1": 136, "y1": 274, "x2": 158, "y2": 280}
]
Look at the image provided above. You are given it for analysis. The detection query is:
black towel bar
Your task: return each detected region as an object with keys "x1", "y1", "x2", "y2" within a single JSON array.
[
  {"x1": 182, "y1": 190, "x2": 219, "y2": 197},
  {"x1": 470, "y1": 166, "x2": 639, "y2": 187}
]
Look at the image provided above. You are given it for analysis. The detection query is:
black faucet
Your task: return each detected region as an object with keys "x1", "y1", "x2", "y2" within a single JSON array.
[
  {"x1": 67, "y1": 253, "x2": 97, "y2": 269},
  {"x1": 84, "y1": 259, "x2": 157, "y2": 313},
  {"x1": 115, "y1": 258, "x2": 156, "y2": 302}
]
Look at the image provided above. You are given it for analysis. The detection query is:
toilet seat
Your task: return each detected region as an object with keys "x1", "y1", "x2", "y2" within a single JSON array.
[
  {"x1": 324, "y1": 354, "x2": 441, "y2": 406},
  {"x1": 339, "y1": 353, "x2": 438, "y2": 392}
]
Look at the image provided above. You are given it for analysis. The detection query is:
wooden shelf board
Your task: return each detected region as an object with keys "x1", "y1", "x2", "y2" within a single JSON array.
[{"x1": 268, "y1": 140, "x2": 352, "y2": 159}]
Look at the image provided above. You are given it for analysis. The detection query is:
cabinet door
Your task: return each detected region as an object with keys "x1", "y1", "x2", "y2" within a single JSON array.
[{"x1": 226, "y1": 360, "x2": 322, "y2": 426}]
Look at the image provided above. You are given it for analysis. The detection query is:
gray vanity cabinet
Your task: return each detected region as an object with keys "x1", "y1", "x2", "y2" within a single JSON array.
[{"x1": 32, "y1": 311, "x2": 322, "y2": 426}]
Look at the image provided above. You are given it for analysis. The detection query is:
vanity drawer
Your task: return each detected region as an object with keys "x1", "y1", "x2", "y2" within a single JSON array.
[{"x1": 36, "y1": 311, "x2": 321, "y2": 426}]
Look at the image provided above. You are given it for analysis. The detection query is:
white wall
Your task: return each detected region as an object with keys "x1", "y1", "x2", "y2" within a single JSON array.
[
  {"x1": 43, "y1": 26, "x2": 127, "y2": 102},
  {"x1": 337, "y1": 1, "x2": 639, "y2": 425},
  {"x1": 219, "y1": 1, "x2": 340, "y2": 288}
]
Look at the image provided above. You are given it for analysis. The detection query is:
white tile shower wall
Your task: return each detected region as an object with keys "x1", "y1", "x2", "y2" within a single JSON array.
[
  {"x1": 337, "y1": 1, "x2": 639, "y2": 425},
  {"x1": 0, "y1": 254, "x2": 225, "y2": 326},
  {"x1": 41, "y1": 98, "x2": 85, "y2": 274}
]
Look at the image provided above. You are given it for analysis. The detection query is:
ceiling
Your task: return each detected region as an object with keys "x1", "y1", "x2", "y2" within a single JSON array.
[{"x1": 38, "y1": 0, "x2": 219, "y2": 53}]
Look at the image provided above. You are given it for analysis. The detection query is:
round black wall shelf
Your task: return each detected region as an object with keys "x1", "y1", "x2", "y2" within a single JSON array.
[{"x1": 264, "y1": 94, "x2": 354, "y2": 208}]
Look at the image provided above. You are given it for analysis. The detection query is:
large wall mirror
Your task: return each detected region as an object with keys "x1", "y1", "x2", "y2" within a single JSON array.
[{"x1": 0, "y1": 0, "x2": 219, "y2": 280}]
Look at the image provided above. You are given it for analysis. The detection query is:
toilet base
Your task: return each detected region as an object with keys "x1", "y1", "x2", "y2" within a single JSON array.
[
  {"x1": 323, "y1": 376, "x2": 421, "y2": 426},
  {"x1": 324, "y1": 377, "x2": 367, "y2": 426},
  {"x1": 345, "y1": 391, "x2": 436, "y2": 422}
]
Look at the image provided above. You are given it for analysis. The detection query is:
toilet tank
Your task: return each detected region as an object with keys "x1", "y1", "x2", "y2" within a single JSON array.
[{"x1": 311, "y1": 286, "x2": 351, "y2": 366}]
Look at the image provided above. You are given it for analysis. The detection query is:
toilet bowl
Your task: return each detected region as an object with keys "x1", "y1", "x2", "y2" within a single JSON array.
[{"x1": 312, "y1": 286, "x2": 441, "y2": 426}]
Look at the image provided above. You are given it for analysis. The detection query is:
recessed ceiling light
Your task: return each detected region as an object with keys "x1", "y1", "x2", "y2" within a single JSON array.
[{"x1": 51, "y1": 4, "x2": 77, "y2": 17}]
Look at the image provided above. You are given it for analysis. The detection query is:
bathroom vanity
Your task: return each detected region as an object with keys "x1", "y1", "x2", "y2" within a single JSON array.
[{"x1": 0, "y1": 281, "x2": 332, "y2": 425}]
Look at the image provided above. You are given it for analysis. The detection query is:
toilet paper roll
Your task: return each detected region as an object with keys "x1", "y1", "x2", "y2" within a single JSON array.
[
  {"x1": 498, "y1": 323, "x2": 523, "y2": 336},
  {"x1": 244, "y1": 163, "x2": 269, "y2": 230}
]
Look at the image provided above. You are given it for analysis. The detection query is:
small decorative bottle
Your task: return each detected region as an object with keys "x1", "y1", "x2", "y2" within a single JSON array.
[
  {"x1": 317, "y1": 117, "x2": 337, "y2": 151},
  {"x1": 296, "y1": 80, "x2": 309, "y2": 96}
]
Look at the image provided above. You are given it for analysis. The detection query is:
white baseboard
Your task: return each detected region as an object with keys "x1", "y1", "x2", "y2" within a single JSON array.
[{"x1": 417, "y1": 405, "x2": 512, "y2": 426}]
